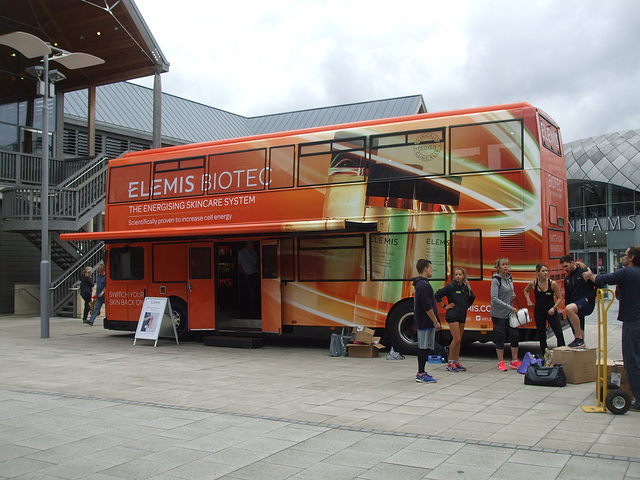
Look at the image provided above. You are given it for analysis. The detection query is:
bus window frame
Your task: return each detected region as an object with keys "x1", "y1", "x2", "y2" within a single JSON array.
[
  {"x1": 151, "y1": 156, "x2": 207, "y2": 201},
  {"x1": 207, "y1": 147, "x2": 268, "y2": 196},
  {"x1": 449, "y1": 229, "x2": 483, "y2": 281},
  {"x1": 108, "y1": 161, "x2": 152, "y2": 205},
  {"x1": 369, "y1": 127, "x2": 446, "y2": 181},
  {"x1": 297, "y1": 136, "x2": 367, "y2": 187},
  {"x1": 268, "y1": 144, "x2": 296, "y2": 190},
  {"x1": 280, "y1": 237, "x2": 295, "y2": 282},
  {"x1": 369, "y1": 230, "x2": 448, "y2": 282},
  {"x1": 109, "y1": 246, "x2": 145, "y2": 281},
  {"x1": 539, "y1": 114, "x2": 562, "y2": 157},
  {"x1": 449, "y1": 119, "x2": 524, "y2": 175},
  {"x1": 298, "y1": 233, "x2": 367, "y2": 282}
]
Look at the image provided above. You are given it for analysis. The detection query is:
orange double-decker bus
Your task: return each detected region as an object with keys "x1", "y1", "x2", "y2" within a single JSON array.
[{"x1": 62, "y1": 102, "x2": 569, "y2": 353}]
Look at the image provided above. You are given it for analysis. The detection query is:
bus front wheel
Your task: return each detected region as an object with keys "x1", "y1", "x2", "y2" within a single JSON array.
[{"x1": 387, "y1": 301, "x2": 419, "y2": 356}]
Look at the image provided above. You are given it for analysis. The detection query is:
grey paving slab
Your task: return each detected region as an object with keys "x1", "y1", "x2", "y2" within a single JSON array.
[{"x1": 0, "y1": 309, "x2": 639, "y2": 479}]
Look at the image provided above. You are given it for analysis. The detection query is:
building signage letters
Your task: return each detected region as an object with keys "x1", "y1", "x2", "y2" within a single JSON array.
[{"x1": 569, "y1": 215, "x2": 637, "y2": 233}]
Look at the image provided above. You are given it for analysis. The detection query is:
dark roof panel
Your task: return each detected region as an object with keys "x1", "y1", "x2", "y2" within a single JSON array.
[
  {"x1": 65, "y1": 82, "x2": 426, "y2": 145},
  {"x1": 249, "y1": 94, "x2": 426, "y2": 135}
]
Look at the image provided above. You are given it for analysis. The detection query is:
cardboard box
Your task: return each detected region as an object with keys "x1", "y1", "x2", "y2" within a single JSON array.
[
  {"x1": 552, "y1": 347, "x2": 596, "y2": 384},
  {"x1": 597, "y1": 359, "x2": 631, "y2": 395},
  {"x1": 347, "y1": 342, "x2": 385, "y2": 358},
  {"x1": 353, "y1": 327, "x2": 375, "y2": 345},
  {"x1": 347, "y1": 334, "x2": 385, "y2": 358}
]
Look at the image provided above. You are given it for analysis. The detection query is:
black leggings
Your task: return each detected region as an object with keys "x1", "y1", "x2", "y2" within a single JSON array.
[
  {"x1": 417, "y1": 348, "x2": 432, "y2": 374},
  {"x1": 82, "y1": 293, "x2": 92, "y2": 321},
  {"x1": 492, "y1": 317, "x2": 519, "y2": 350},
  {"x1": 534, "y1": 311, "x2": 565, "y2": 351}
]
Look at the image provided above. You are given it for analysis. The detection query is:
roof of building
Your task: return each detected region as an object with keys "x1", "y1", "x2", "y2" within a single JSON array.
[
  {"x1": 564, "y1": 129, "x2": 640, "y2": 191},
  {"x1": 63, "y1": 82, "x2": 426, "y2": 144},
  {"x1": 249, "y1": 95, "x2": 427, "y2": 135}
]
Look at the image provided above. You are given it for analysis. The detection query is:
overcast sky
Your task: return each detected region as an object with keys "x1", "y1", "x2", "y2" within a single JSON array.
[{"x1": 132, "y1": 0, "x2": 640, "y2": 144}]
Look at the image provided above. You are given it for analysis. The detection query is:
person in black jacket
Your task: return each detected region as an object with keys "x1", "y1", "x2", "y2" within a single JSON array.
[
  {"x1": 436, "y1": 267, "x2": 475, "y2": 373},
  {"x1": 80, "y1": 266, "x2": 94, "y2": 325},
  {"x1": 412, "y1": 259, "x2": 441, "y2": 383},
  {"x1": 560, "y1": 254, "x2": 596, "y2": 347}
]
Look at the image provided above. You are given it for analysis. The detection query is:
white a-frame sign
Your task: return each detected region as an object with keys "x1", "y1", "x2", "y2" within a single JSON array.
[{"x1": 134, "y1": 297, "x2": 179, "y2": 347}]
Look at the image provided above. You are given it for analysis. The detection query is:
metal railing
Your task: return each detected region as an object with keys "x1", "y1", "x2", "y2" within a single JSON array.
[
  {"x1": 1, "y1": 161, "x2": 107, "y2": 227},
  {"x1": 0, "y1": 149, "x2": 95, "y2": 186},
  {"x1": 59, "y1": 154, "x2": 107, "y2": 188}
]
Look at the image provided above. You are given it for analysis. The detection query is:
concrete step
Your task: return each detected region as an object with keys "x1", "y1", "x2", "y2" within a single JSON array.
[{"x1": 203, "y1": 336, "x2": 263, "y2": 349}]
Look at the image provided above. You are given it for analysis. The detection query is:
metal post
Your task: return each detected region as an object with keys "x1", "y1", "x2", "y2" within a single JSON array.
[{"x1": 40, "y1": 53, "x2": 50, "y2": 339}]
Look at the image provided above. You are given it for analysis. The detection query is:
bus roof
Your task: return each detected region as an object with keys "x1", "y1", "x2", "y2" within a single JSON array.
[{"x1": 117, "y1": 102, "x2": 538, "y2": 163}]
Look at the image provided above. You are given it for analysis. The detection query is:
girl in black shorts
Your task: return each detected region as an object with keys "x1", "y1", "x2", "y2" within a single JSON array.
[
  {"x1": 436, "y1": 267, "x2": 475, "y2": 372},
  {"x1": 524, "y1": 263, "x2": 565, "y2": 353}
]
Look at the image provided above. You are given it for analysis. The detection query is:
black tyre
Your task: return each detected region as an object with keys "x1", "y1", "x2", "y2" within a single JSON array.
[
  {"x1": 598, "y1": 382, "x2": 620, "y2": 402},
  {"x1": 170, "y1": 297, "x2": 188, "y2": 338},
  {"x1": 605, "y1": 388, "x2": 632, "y2": 415},
  {"x1": 386, "y1": 301, "x2": 419, "y2": 356}
]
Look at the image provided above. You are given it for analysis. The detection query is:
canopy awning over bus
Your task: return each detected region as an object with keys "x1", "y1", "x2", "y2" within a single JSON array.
[{"x1": 60, "y1": 219, "x2": 380, "y2": 243}]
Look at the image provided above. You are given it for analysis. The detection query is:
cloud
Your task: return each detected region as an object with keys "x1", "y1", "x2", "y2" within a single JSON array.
[{"x1": 133, "y1": 0, "x2": 640, "y2": 142}]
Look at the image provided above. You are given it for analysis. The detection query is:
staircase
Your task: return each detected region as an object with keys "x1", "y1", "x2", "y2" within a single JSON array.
[{"x1": 1, "y1": 152, "x2": 109, "y2": 316}]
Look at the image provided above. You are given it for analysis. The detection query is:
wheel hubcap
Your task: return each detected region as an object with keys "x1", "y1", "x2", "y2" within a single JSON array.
[{"x1": 397, "y1": 312, "x2": 418, "y2": 346}]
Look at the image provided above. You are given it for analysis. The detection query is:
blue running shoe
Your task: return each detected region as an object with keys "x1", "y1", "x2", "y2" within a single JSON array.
[
  {"x1": 454, "y1": 362, "x2": 467, "y2": 372},
  {"x1": 446, "y1": 362, "x2": 459, "y2": 372},
  {"x1": 415, "y1": 372, "x2": 437, "y2": 383}
]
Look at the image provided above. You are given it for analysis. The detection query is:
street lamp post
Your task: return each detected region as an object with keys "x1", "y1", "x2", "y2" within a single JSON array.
[{"x1": 0, "y1": 31, "x2": 104, "y2": 338}]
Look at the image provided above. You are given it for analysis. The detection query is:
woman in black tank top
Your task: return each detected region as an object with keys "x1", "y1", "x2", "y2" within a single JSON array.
[{"x1": 524, "y1": 263, "x2": 566, "y2": 352}]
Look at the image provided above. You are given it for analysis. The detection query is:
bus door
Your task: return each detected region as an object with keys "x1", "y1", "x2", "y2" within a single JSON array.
[
  {"x1": 260, "y1": 239, "x2": 282, "y2": 333},
  {"x1": 187, "y1": 242, "x2": 216, "y2": 330}
]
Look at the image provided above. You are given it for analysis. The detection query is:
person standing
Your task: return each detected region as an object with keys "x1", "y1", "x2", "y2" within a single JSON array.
[
  {"x1": 583, "y1": 246, "x2": 640, "y2": 411},
  {"x1": 491, "y1": 258, "x2": 521, "y2": 371},
  {"x1": 412, "y1": 259, "x2": 441, "y2": 383},
  {"x1": 436, "y1": 267, "x2": 475, "y2": 373},
  {"x1": 560, "y1": 254, "x2": 596, "y2": 347},
  {"x1": 80, "y1": 266, "x2": 94, "y2": 325},
  {"x1": 87, "y1": 263, "x2": 106, "y2": 326},
  {"x1": 238, "y1": 241, "x2": 260, "y2": 318},
  {"x1": 524, "y1": 263, "x2": 565, "y2": 353}
]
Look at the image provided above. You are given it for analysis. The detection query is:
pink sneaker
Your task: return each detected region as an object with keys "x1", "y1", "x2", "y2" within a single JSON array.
[
  {"x1": 510, "y1": 359, "x2": 521, "y2": 369},
  {"x1": 498, "y1": 361, "x2": 507, "y2": 372}
]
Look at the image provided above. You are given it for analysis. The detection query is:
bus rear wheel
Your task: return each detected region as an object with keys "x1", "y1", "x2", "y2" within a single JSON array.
[
  {"x1": 387, "y1": 301, "x2": 418, "y2": 356},
  {"x1": 170, "y1": 298, "x2": 188, "y2": 337}
]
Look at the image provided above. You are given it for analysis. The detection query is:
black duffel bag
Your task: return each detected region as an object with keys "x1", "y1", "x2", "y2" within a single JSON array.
[{"x1": 524, "y1": 364, "x2": 567, "y2": 387}]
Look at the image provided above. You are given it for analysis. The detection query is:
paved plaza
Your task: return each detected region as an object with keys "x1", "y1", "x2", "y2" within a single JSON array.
[{"x1": 0, "y1": 307, "x2": 638, "y2": 479}]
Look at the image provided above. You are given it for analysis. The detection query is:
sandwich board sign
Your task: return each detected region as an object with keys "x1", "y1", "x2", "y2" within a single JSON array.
[{"x1": 133, "y1": 297, "x2": 179, "y2": 347}]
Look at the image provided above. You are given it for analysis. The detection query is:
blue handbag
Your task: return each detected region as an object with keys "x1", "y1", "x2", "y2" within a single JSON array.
[{"x1": 518, "y1": 351, "x2": 542, "y2": 374}]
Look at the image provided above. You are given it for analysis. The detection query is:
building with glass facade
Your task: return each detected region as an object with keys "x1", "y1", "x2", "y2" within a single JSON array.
[{"x1": 564, "y1": 129, "x2": 640, "y2": 273}]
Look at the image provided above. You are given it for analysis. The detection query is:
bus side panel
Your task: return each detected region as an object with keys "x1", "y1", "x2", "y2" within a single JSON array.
[
  {"x1": 148, "y1": 242, "x2": 190, "y2": 325},
  {"x1": 280, "y1": 281, "x2": 362, "y2": 328},
  {"x1": 105, "y1": 280, "x2": 145, "y2": 329}
]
